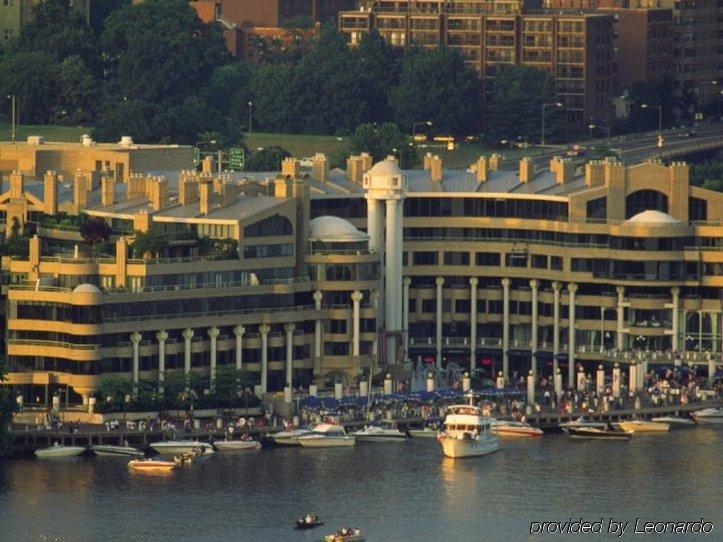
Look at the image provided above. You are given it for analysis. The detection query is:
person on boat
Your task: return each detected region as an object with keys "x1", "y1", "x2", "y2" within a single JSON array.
[{"x1": 353, "y1": 527, "x2": 361, "y2": 535}]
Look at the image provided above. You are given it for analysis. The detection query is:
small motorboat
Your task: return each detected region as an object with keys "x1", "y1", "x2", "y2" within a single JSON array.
[
  {"x1": 650, "y1": 416, "x2": 695, "y2": 427},
  {"x1": 613, "y1": 420, "x2": 670, "y2": 433},
  {"x1": 492, "y1": 420, "x2": 543, "y2": 438},
  {"x1": 324, "y1": 527, "x2": 364, "y2": 542},
  {"x1": 408, "y1": 427, "x2": 438, "y2": 439},
  {"x1": 351, "y1": 422, "x2": 408, "y2": 442},
  {"x1": 35, "y1": 443, "x2": 86, "y2": 459},
  {"x1": 266, "y1": 428, "x2": 314, "y2": 447},
  {"x1": 128, "y1": 458, "x2": 176, "y2": 473},
  {"x1": 150, "y1": 440, "x2": 215, "y2": 455},
  {"x1": 436, "y1": 400, "x2": 499, "y2": 458},
  {"x1": 295, "y1": 515, "x2": 324, "y2": 530},
  {"x1": 91, "y1": 444, "x2": 144, "y2": 457},
  {"x1": 559, "y1": 418, "x2": 608, "y2": 433},
  {"x1": 567, "y1": 427, "x2": 633, "y2": 440},
  {"x1": 214, "y1": 439, "x2": 262, "y2": 451},
  {"x1": 298, "y1": 424, "x2": 355, "y2": 448},
  {"x1": 691, "y1": 407, "x2": 723, "y2": 425}
]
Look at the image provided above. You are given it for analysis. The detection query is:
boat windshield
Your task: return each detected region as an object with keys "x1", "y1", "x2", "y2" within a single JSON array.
[{"x1": 447, "y1": 405, "x2": 480, "y2": 416}]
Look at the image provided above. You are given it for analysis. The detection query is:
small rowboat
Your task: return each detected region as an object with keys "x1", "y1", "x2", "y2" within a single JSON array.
[
  {"x1": 213, "y1": 440, "x2": 262, "y2": 451},
  {"x1": 128, "y1": 459, "x2": 176, "y2": 472},
  {"x1": 568, "y1": 427, "x2": 633, "y2": 440}
]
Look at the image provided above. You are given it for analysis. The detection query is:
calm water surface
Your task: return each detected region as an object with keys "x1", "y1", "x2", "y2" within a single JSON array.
[{"x1": 0, "y1": 428, "x2": 721, "y2": 542}]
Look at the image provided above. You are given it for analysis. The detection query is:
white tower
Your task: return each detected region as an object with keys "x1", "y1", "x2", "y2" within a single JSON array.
[{"x1": 363, "y1": 157, "x2": 406, "y2": 365}]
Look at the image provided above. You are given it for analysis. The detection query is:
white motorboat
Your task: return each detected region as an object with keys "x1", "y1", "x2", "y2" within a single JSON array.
[
  {"x1": 351, "y1": 422, "x2": 407, "y2": 442},
  {"x1": 650, "y1": 416, "x2": 695, "y2": 427},
  {"x1": 213, "y1": 439, "x2": 262, "y2": 451},
  {"x1": 298, "y1": 423, "x2": 355, "y2": 448},
  {"x1": 691, "y1": 407, "x2": 723, "y2": 425},
  {"x1": 34, "y1": 443, "x2": 86, "y2": 459},
  {"x1": 91, "y1": 444, "x2": 144, "y2": 457},
  {"x1": 150, "y1": 440, "x2": 215, "y2": 455},
  {"x1": 613, "y1": 420, "x2": 670, "y2": 433},
  {"x1": 437, "y1": 400, "x2": 499, "y2": 458},
  {"x1": 559, "y1": 418, "x2": 608, "y2": 433},
  {"x1": 492, "y1": 420, "x2": 543, "y2": 438},
  {"x1": 267, "y1": 428, "x2": 314, "y2": 446},
  {"x1": 567, "y1": 427, "x2": 633, "y2": 441},
  {"x1": 408, "y1": 427, "x2": 439, "y2": 439}
]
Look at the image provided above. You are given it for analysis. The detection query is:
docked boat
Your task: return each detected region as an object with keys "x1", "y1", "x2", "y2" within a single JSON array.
[
  {"x1": 266, "y1": 428, "x2": 314, "y2": 447},
  {"x1": 613, "y1": 420, "x2": 670, "y2": 433},
  {"x1": 351, "y1": 422, "x2": 408, "y2": 442},
  {"x1": 150, "y1": 440, "x2": 215, "y2": 455},
  {"x1": 213, "y1": 439, "x2": 262, "y2": 451},
  {"x1": 35, "y1": 443, "x2": 86, "y2": 459},
  {"x1": 691, "y1": 407, "x2": 723, "y2": 425},
  {"x1": 91, "y1": 444, "x2": 144, "y2": 457},
  {"x1": 128, "y1": 458, "x2": 176, "y2": 473},
  {"x1": 568, "y1": 427, "x2": 633, "y2": 441},
  {"x1": 324, "y1": 528, "x2": 364, "y2": 542},
  {"x1": 650, "y1": 416, "x2": 695, "y2": 427},
  {"x1": 295, "y1": 515, "x2": 324, "y2": 530},
  {"x1": 492, "y1": 420, "x2": 543, "y2": 438},
  {"x1": 559, "y1": 418, "x2": 608, "y2": 433},
  {"x1": 298, "y1": 424, "x2": 355, "y2": 448},
  {"x1": 408, "y1": 427, "x2": 438, "y2": 439},
  {"x1": 436, "y1": 400, "x2": 499, "y2": 458}
]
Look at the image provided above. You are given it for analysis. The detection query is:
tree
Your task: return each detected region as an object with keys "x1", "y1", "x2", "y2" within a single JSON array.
[
  {"x1": 79, "y1": 217, "x2": 112, "y2": 247},
  {"x1": 249, "y1": 64, "x2": 297, "y2": 132},
  {"x1": 484, "y1": 65, "x2": 564, "y2": 144},
  {"x1": 619, "y1": 75, "x2": 679, "y2": 133},
  {"x1": 350, "y1": 122, "x2": 419, "y2": 167},
  {"x1": 130, "y1": 228, "x2": 170, "y2": 258},
  {"x1": 389, "y1": 47, "x2": 479, "y2": 136},
  {"x1": 0, "y1": 52, "x2": 60, "y2": 124},
  {"x1": 245, "y1": 146, "x2": 292, "y2": 172},
  {"x1": 354, "y1": 30, "x2": 399, "y2": 124},
  {"x1": 0, "y1": 357, "x2": 19, "y2": 451}
]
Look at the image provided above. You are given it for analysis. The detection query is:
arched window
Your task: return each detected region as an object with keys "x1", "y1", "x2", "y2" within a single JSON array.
[
  {"x1": 625, "y1": 190, "x2": 668, "y2": 219},
  {"x1": 243, "y1": 215, "x2": 293, "y2": 237}
]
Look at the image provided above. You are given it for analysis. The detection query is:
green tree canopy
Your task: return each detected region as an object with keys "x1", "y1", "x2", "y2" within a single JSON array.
[
  {"x1": 245, "y1": 146, "x2": 292, "y2": 172},
  {"x1": 484, "y1": 65, "x2": 565, "y2": 144},
  {"x1": 350, "y1": 123, "x2": 419, "y2": 168}
]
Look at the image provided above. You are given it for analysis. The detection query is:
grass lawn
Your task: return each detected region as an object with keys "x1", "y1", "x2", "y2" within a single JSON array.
[
  {"x1": 244, "y1": 132, "x2": 351, "y2": 160},
  {"x1": 0, "y1": 123, "x2": 90, "y2": 142}
]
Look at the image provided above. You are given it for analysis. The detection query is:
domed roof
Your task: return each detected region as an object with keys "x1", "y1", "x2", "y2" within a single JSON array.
[
  {"x1": 309, "y1": 216, "x2": 369, "y2": 242},
  {"x1": 73, "y1": 283, "x2": 101, "y2": 293},
  {"x1": 624, "y1": 210, "x2": 682, "y2": 226},
  {"x1": 368, "y1": 158, "x2": 401, "y2": 176}
]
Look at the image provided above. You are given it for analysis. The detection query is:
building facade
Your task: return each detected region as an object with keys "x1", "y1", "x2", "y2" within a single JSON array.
[{"x1": 339, "y1": 0, "x2": 615, "y2": 128}]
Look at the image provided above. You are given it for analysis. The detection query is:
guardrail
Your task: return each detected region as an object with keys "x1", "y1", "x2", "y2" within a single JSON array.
[
  {"x1": 103, "y1": 304, "x2": 319, "y2": 323},
  {"x1": 8, "y1": 339, "x2": 100, "y2": 350}
]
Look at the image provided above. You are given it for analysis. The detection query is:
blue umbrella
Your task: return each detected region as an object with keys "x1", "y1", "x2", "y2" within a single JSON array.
[
  {"x1": 340, "y1": 396, "x2": 357, "y2": 406},
  {"x1": 300, "y1": 396, "x2": 321, "y2": 408},
  {"x1": 356, "y1": 396, "x2": 368, "y2": 406},
  {"x1": 420, "y1": 391, "x2": 435, "y2": 402},
  {"x1": 320, "y1": 397, "x2": 339, "y2": 409}
]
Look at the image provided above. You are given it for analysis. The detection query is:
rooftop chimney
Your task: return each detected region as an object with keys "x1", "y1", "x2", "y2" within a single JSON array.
[
  {"x1": 489, "y1": 153, "x2": 501, "y2": 171},
  {"x1": 359, "y1": 152, "x2": 373, "y2": 173},
  {"x1": 281, "y1": 157, "x2": 299, "y2": 178},
  {"x1": 149, "y1": 177, "x2": 169, "y2": 211},
  {"x1": 423, "y1": 152, "x2": 434, "y2": 170},
  {"x1": 584, "y1": 160, "x2": 605, "y2": 187},
  {"x1": 201, "y1": 155, "x2": 216, "y2": 174},
  {"x1": 9, "y1": 171, "x2": 24, "y2": 199},
  {"x1": 475, "y1": 156, "x2": 489, "y2": 183},
  {"x1": 43, "y1": 171, "x2": 58, "y2": 215},
  {"x1": 101, "y1": 176, "x2": 115, "y2": 207},
  {"x1": 519, "y1": 157, "x2": 534, "y2": 183},
  {"x1": 199, "y1": 180, "x2": 214, "y2": 215},
  {"x1": 312, "y1": 153, "x2": 329, "y2": 183},
  {"x1": 555, "y1": 158, "x2": 575, "y2": 185},
  {"x1": 429, "y1": 155, "x2": 443, "y2": 182},
  {"x1": 179, "y1": 175, "x2": 199, "y2": 206},
  {"x1": 73, "y1": 172, "x2": 89, "y2": 212}
]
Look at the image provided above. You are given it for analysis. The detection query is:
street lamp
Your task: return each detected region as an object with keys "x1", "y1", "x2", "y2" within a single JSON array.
[
  {"x1": 641, "y1": 103, "x2": 663, "y2": 155},
  {"x1": 7, "y1": 94, "x2": 16, "y2": 144},
  {"x1": 412, "y1": 120, "x2": 432, "y2": 140},
  {"x1": 541, "y1": 102, "x2": 563, "y2": 146},
  {"x1": 247, "y1": 101, "x2": 253, "y2": 133}
]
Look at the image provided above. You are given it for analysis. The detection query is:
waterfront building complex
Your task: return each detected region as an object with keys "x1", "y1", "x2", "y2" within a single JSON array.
[{"x1": 1, "y1": 138, "x2": 722, "y2": 405}]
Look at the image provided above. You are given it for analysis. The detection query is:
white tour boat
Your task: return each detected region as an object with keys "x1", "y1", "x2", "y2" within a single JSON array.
[
  {"x1": 408, "y1": 427, "x2": 439, "y2": 439},
  {"x1": 650, "y1": 416, "x2": 695, "y2": 427},
  {"x1": 613, "y1": 420, "x2": 670, "y2": 433},
  {"x1": 267, "y1": 428, "x2": 314, "y2": 446},
  {"x1": 559, "y1": 418, "x2": 608, "y2": 433},
  {"x1": 691, "y1": 407, "x2": 723, "y2": 425},
  {"x1": 436, "y1": 400, "x2": 499, "y2": 458},
  {"x1": 34, "y1": 443, "x2": 86, "y2": 459},
  {"x1": 492, "y1": 420, "x2": 543, "y2": 438},
  {"x1": 150, "y1": 440, "x2": 215, "y2": 455},
  {"x1": 213, "y1": 439, "x2": 262, "y2": 451},
  {"x1": 298, "y1": 424, "x2": 355, "y2": 448},
  {"x1": 91, "y1": 444, "x2": 144, "y2": 457},
  {"x1": 351, "y1": 422, "x2": 408, "y2": 443}
]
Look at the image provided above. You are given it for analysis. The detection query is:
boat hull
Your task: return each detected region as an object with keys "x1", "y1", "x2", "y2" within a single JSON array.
[
  {"x1": 353, "y1": 435, "x2": 407, "y2": 443},
  {"x1": 492, "y1": 426, "x2": 543, "y2": 438},
  {"x1": 298, "y1": 437, "x2": 355, "y2": 448},
  {"x1": 408, "y1": 429, "x2": 438, "y2": 439},
  {"x1": 692, "y1": 409, "x2": 723, "y2": 425},
  {"x1": 150, "y1": 442, "x2": 215, "y2": 455},
  {"x1": 650, "y1": 417, "x2": 695, "y2": 427},
  {"x1": 35, "y1": 446, "x2": 86, "y2": 459},
  {"x1": 437, "y1": 435, "x2": 499, "y2": 458},
  {"x1": 615, "y1": 421, "x2": 670, "y2": 433},
  {"x1": 91, "y1": 445, "x2": 144, "y2": 457},
  {"x1": 568, "y1": 428, "x2": 633, "y2": 440},
  {"x1": 214, "y1": 441, "x2": 261, "y2": 451},
  {"x1": 128, "y1": 459, "x2": 176, "y2": 472}
]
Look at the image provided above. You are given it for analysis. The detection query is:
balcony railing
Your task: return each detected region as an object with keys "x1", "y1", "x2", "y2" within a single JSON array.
[
  {"x1": 8, "y1": 339, "x2": 101, "y2": 350},
  {"x1": 103, "y1": 304, "x2": 319, "y2": 324}
]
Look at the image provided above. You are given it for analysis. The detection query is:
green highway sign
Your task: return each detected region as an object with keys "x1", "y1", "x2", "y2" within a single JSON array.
[
  {"x1": 192, "y1": 147, "x2": 200, "y2": 167},
  {"x1": 229, "y1": 147, "x2": 245, "y2": 171}
]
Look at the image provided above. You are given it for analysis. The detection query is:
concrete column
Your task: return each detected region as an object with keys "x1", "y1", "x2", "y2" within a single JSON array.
[
  {"x1": 384, "y1": 373, "x2": 393, "y2": 395},
  {"x1": 371, "y1": 290, "x2": 379, "y2": 363},
  {"x1": 156, "y1": 330, "x2": 168, "y2": 393},
  {"x1": 402, "y1": 277, "x2": 411, "y2": 360},
  {"x1": 130, "y1": 332, "x2": 141, "y2": 394},
  {"x1": 313, "y1": 290, "x2": 323, "y2": 358},
  {"x1": 502, "y1": 278, "x2": 511, "y2": 380},
  {"x1": 385, "y1": 198, "x2": 401, "y2": 364},
  {"x1": 552, "y1": 281, "x2": 561, "y2": 378},
  {"x1": 698, "y1": 311, "x2": 703, "y2": 351},
  {"x1": 309, "y1": 384, "x2": 318, "y2": 397},
  {"x1": 462, "y1": 372, "x2": 471, "y2": 392},
  {"x1": 208, "y1": 327, "x2": 219, "y2": 391},
  {"x1": 526, "y1": 370, "x2": 535, "y2": 405},
  {"x1": 359, "y1": 380, "x2": 368, "y2": 398},
  {"x1": 285, "y1": 323, "x2": 295, "y2": 388},
  {"x1": 351, "y1": 291, "x2": 362, "y2": 358},
  {"x1": 334, "y1": 381, "x2": 343, "y2": 400},
  {"x1": 671, "y1": 287, "x2": 680, "y2": 352},
  {"x1": 612, "y1": 363, "x2": 621, "y2": 398},
  {"x1": 554, "y1": 368, "x2": 562, "y2": 397},
  {"x1": 568, "y1": 283, "x2": 578, "y2": 386},
  {"x1": 366, "y1": 197, "x2": 382, "y2": 252},
  {"x1": 596, "y1": 364, "x2": 604, "y2": 395},
  {"x1": 576, "y1": 366, "x2": 585, "y2": 391},
  {"x1": 260, "y1": 323, "x2": 270, "y2": 395},
  {"x1": 435, "y1": 276, "x2": 444, "y2": 368},
  {"x1": 426, "y1": 372, "x2": 435, "y2": 392},
  {"x1": 629, "y1": 363, "x2": 637, "y2": 393},
  {"x1": 711, "y1": 313, "x2": 718, "y2": 354},
  {"x1": 182, "y1": 328, "x2": 194, "y2": 384},
  {"x1": 234, "y1": 325, "x2": 245, "y2": 370},
  {"x1": 530, "y1": 279, "x2": 539, "y2": 377},
  {"x1": 681, "y1": 309, "x2": 688, "y2": 353},
  {"x1": 707, "y1": 353, "x2": 715, "y2": 382},
  {"x1": 469, "y1": 277, "x2": 478, "y2": 373},
  {"x1": 616, "y1": 286, "x2": 625, "y2": 350},
  {"x1": 496, "y1": 372, "x2": 504, "y2": 389}
]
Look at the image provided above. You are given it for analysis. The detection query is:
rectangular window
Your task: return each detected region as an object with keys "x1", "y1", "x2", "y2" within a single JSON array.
[
  {"x1": 422, "y1": 299, "x2": 436, "y2": 313},
  {"x1": 531, "y1": 254, "x2": 547, "y2": 269},
  {"x1": 455, "y1": 299, "x2": 471, "y2": 313},
  {"x1": 551, "y1": 256, "x2": 563, "y2": 270},
  {"x1": 444, "y1": 251, "x2": 470, "y2": 265},
  {"x1": 413, "y1": 251, "x2": 438, "y2": 265},
  {"x1": 475, "y1": 252, "x2": 500, "y2": 266}
]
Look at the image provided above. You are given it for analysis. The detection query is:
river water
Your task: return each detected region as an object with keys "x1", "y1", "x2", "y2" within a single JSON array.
[{"x1": 1, "y1": 428, "x2": 721, "y2": 542}]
